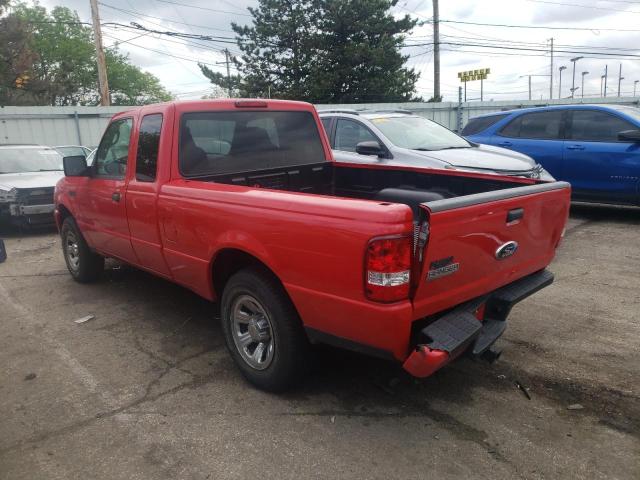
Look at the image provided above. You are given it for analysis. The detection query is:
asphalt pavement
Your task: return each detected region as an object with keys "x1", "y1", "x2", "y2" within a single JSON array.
[{"x1": 0, "y1": 203, "x2": 638, "y2": 479}]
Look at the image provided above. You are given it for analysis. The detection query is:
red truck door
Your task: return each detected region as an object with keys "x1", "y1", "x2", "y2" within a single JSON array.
[
  {"x1": 124, "y1": 107, "x2": 172, "y2": 277},
  {"x1": 80, "y1": 117, "x2": 138, "y2": 264}
]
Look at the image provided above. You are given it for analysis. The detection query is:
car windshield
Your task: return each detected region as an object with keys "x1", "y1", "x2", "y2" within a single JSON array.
[
  {"x1": 0, "y1": 147, "x2": 64, "y2": 174},
  {"x1": 370, "y1": 116, "x2": 471, "y2": 150}
]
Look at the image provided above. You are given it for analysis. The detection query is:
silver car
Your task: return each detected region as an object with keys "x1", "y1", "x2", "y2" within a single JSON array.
[
  {"x1": 318, "y1": 110, "x2": 554, "y2": 180},
  {"x1": 0, "y1": 145, "x2": 64, "y2": 227}
]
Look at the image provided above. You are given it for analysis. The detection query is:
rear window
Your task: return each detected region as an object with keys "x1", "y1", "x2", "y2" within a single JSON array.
[
  {"x1": 179, "y1": 111, "x2": 326, "y2": 176},
  {"x1": 461, "y1": 114, "x2": 508, "y2": 136}
]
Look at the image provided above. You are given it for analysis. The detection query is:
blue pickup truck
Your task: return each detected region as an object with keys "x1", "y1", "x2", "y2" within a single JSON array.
[{"x1": 463, "y1": 104, "x2": 640, "y2": 206}]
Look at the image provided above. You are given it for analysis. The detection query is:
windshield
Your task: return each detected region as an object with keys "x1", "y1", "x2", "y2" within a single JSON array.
[
  {"x1": 371, "y1": 116, "x2": 471, "y2": 150},
  {"x1": 0, "y1": 147, "x2": 64, "y2": 174}
]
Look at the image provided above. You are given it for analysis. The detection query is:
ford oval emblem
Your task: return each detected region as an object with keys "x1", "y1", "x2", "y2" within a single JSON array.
[{"x1": 495, "y1": 241, "x2": 518, "y2": 260}]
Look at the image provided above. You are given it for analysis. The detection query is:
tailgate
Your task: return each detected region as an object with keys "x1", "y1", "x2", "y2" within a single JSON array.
[{"x1": 411, "y1": 181, "x2": 571, "y2": 318}]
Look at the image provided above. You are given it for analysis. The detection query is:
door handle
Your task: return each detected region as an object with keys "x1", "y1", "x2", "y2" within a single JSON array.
[
  {"x1": 566, "y1": 144, "x2": 585, "y2": 150},
  {"x1": 507, "y1": 207, "x2": 524, "y2": 223},
  {"x1": 111, "y1": 191, "x2": 121, "y2": 202},
  {"x1": 498, "y1": 141, "x2": 513, "y2": 147}
]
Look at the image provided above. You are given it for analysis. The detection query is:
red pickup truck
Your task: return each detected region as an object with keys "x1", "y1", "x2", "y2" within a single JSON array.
[{"x1": 55, "y1": 99, "x2": 570, "y2": 391}]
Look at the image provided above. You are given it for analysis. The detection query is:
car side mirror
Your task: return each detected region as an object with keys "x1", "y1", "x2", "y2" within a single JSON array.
[
  {"x1": 356, "y1": 141, "x2": 385, "y2": 158},
  {"x1": 617, "y1": 129, "x2": 640, "y2": 142},
  {"x1": 63, "y1": 155, "x2": 90, "y2": 177}
]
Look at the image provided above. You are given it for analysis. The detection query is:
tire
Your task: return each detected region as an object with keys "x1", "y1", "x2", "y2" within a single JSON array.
[
  {"x1": 220, "y1": 267, "x2": 311, "y2": 392},
  {"x1": 61, "y1": 217, "x2": 104, "y2": 283}
]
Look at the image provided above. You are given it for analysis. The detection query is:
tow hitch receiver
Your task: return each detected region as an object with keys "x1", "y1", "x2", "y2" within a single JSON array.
[{"x1": 403, "y1": 269, "x2": 554, "y2": 378}]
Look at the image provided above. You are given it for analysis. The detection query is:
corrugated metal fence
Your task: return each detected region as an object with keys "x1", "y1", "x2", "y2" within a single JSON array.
[{"x1": 2, "y1": 97, "x2": 639, "y2": 147}]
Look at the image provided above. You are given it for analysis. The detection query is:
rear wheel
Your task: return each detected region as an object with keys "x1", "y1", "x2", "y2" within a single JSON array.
[
  {"x1": 61, "y1": 217, "x2": 104, "y2": 282},
  {"x1": 220, "y1": 267, "x2": 311, "y2": 392}
]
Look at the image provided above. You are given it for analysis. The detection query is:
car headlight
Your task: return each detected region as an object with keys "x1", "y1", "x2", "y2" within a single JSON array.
[{"x1": 0, "y1": 187, "x2": 18, "y2": 202}]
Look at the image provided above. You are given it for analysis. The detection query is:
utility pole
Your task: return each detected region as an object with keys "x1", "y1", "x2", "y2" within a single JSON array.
[
  {"x1": 224, "y1": 49, "x2": 232, "y2": 98},
  {"x1": 618, "y1": 63, "x2": 624, "y2": 97},
  {"x1": 581, "y1": 71, "x2": 588, "y2": 99},
  {"x1": 89, "y1": 0, "x2": 110, "y2": 106},
  {"x1": 432, "y1": 0, "x2": 440, "y2": 101},
  {"x1": 528, "y1": 76, "x2": 531, "y2": 100},
  {"x1": 549, "y1": 37, "x2": 554, "y2": 100},
  {"x1": 634, "y1": 80, "x2": 639, "y2": 97},
  {"x1": 559, "y1": 66, "x2": 566, "y2": 98},
  {"x1": 600, "y1": 75, "x2": 604, "y2": 97},
  {"x1": 604, "y1": 65, "x2": 608, "y2": 97}
]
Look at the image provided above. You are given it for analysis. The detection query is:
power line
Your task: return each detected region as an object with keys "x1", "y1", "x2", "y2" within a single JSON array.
[
  {"x1": 522, "y1": 0, "x2": 640, "y2": 15},
  {"x1": 427, "y1": 19, "x2": 640, "y2": 33},
  {"x1": 154, "y1": 0, "x2": 252, "y2": 17}
]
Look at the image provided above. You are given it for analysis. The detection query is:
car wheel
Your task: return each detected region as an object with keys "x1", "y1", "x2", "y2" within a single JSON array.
[
  {"x1": 61, "y1": 217, "x2": 104, "y2": 283},
  {"x1": 221, "y1": 267, "x2": 311, "y2": 392}
]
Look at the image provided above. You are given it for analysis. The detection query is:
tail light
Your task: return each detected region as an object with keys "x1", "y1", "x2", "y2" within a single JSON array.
[{"x1": 365, "y1": 236, "x2": 411, "y2": 303}]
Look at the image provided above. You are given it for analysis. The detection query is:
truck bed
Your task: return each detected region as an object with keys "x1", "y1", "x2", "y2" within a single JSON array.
[{"x1": 189, "y1": 161, "x2": 531, "y2": 219}]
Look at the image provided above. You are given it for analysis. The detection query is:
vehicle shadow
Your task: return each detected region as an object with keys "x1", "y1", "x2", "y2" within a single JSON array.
[
  {"x1": 0, "y1": 223, "x2": 58, "y2": 238},
  {"x1": 82, "y1": 263, "x2": 637, "y2": 440},
  {"x1": 569, "y1": 202, "x2": 640, "y2": 224}
]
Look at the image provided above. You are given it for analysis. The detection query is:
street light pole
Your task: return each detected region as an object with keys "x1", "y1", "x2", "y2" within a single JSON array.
[
  {"x1": 618, "y1": 64, "x2": 624, "y2": 97},
  {"x1": 558, "y1": 66, "x2": 566, "y2": 98},
  {"x1": 581, "y1": 71, "x2": 589, "y2": 99},
  {"x1": 570, "y1": 56, "x2": 583, "y2": 99},
  {"x1": 634, "y1": 80, "x2": 639, "y2": 97}
]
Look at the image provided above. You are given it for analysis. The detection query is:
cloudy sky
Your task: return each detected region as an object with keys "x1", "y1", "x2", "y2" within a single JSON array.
[{"x1": 38, "y1": 0, "x2": 640, "y2": 102}]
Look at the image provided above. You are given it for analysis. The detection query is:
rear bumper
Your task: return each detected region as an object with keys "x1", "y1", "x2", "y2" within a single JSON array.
[{"x1": 403, "y1": 269, "x2": 554, "y2": 377}]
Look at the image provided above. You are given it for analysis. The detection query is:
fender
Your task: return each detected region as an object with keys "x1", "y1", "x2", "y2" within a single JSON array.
[{"x1": 207, "y1": 229, "x2": 282, "y2": 300}]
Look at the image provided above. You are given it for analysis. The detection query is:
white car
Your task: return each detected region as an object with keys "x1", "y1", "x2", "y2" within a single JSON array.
[{"x1": 0, "y1": 145, "x2": 64, "y2": 227}]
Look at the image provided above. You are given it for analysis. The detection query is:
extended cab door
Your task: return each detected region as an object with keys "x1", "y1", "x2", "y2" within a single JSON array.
[
  {"x1": 79, "y1": 117, "x2": 138, "y2": 264},
  {"x1": 563, "y1": 108, "x2": 640, "y2": 203},
  {"x1": 125, "y1": 107, "x2": 172, "y2": 277}
]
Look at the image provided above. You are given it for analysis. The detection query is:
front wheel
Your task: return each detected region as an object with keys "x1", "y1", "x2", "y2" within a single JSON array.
[
  {"x1": 61, "y1": 217, "x2": 104, "y2": 283},
  {"x1": 220, "y1": 267, "x2": 311, "y2": 392}
]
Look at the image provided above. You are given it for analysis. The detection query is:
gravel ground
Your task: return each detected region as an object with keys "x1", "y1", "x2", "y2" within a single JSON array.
[{"x1": 0, "y1": 203, "x2": 638, "y2": 480}]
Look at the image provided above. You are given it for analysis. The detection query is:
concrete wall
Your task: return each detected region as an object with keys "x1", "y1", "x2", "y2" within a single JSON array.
[{"x1": 1, "y1": 97, "x2": 639, "y2": 147}]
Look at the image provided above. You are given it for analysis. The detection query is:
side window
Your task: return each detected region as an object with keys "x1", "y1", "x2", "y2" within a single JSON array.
[
  {"x1": 320, "y1": 117, "x2": 332, "y2": 134},
  {"x1": 335, "y1": 119, "x2": 378, "y2": 152},
  {"x1": 569, "y1": 110, "x2": 635, "y2": 142},
  {"x1": 135, "y1": 114, "x2": 163, "y2": 182},
  {"x1": 94, "y1": 118, "x2": 133, "y2": 178},
  {"x1": 500, "y1": 111, "x2": 563, "y2": 140}
]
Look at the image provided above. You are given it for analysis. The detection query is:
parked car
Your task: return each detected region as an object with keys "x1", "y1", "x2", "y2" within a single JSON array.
[
  {"x1": 463, "y1": 104, "x2": 640, "y2": 206},
  {"x1": 55, "y1": 99, "x2": 570, "y2": 391},
  {"x1": 319, "y1": 110, "x2": 554, "y2": 180},
  {"x1": 0, "y1": 145, "x2": 64, "y2": 226},
  {"x1": 55, "y1": 145, "x2": 93, "y2": 159}
]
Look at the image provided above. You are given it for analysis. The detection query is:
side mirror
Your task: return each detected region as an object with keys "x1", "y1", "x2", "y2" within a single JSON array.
[
  {"x1": 356, "y1": 141, "x2": 386, "y2": 157},
  {"x1": 617, "y1": 129, "x2": 640, "y2": 142},
  {"x1": 63, "y1": 155, "x2": 89, "y2": 177}
]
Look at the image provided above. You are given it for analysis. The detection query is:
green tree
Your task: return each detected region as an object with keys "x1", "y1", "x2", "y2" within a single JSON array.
[
  {"x1": 0, "y1": 0, "x2": 38, "y2": 105},
  {"x1": 311, "y1": 0, "x2": 420, "y2": 103},
  {"x1": 2, "y1": 2, "x2": 171, "y2": 106},
  {"x1": 201, "y1": 0, "x2": 421, "y2": 103}
]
